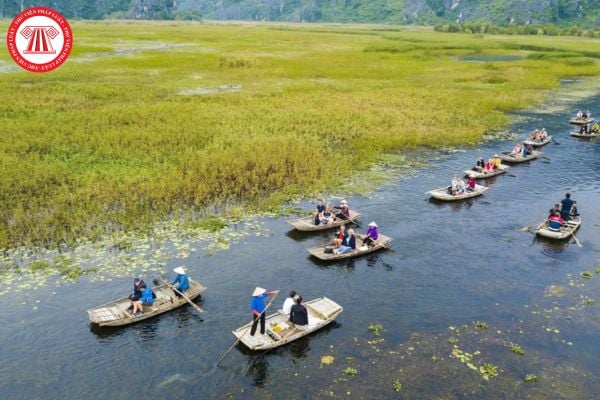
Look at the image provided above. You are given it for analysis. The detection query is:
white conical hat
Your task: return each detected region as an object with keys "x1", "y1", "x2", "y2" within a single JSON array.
[
  {"x1": 340, "y1": 199, "x2": 348, "y2": 204},
  {"x1": 252, "y1": 287, "x2": 266, "y2": 296},
  {"x1": 173, "y1": 267, "x2": 186, "y2": 275},
  {"x1": 368, "y1": 221, "x2": 377, "y2": 227}
]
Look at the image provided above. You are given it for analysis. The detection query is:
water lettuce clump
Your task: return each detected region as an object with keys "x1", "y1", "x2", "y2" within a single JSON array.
[
  {"x1": 480, "y1": 363, "x2": 499, "y2": 380},
  {"x1": 524, "y1": 374, "x2": 538, "y2": 382},
  {"x1": 368, "y1": 324, "x2": 384, "y2": 337},
  {"x1": 474, "y1": 321, "x2": 489, "y2": 330},
  {"x1": 343, "y1": 367, "x2": 358, "y2": 376},
  {"x1": 508, "y1": 343, "x2": 525, "y2": 355},
  {"x1": 580, "y1": 271, "x2": 593, "y2": 279}
]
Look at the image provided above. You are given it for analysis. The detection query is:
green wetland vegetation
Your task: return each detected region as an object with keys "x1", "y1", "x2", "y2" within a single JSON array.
[{"x1": 0, "y1": 21, "x2": 599, "y2": 253}]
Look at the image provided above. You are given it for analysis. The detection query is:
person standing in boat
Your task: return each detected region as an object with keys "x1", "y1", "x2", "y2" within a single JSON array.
[
  {"x1": 560, "y1": 193, "x2": 575, "y2": 221},
  {"x1": 334, "y1": 228, "x2": 356, "y2": 255},
  {"x1": 250, "y1": 287, "x2": 279, "y2": 336},
  {"x1": 289, "y1": 295, "x2": 309, "y2": 330},
  {"x1": 171, "y1": 267, "x2": 190, "y2": 298},
  {"x1": 362, "y1": 221, "x2": 379, "y2": 247},
  {"x1": 334, "y1": 200, "x2": 350, "y2": 220},
  {"x1": 282, "y1": 290, "x2": 297, "y2": 317}
]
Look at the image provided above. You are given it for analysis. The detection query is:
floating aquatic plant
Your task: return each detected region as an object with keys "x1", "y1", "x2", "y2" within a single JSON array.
[
  {"x1": 480, "y1": 363, "x2": 499, "y2": 380},
  {"x1": 321, "y1": 355, "x2": 335, "y2": 366},
  {"x1": 368, "y1": 324, "x2": 384, "y2": 337},
  {"x1": 392, "y1": 380, "x2": 402, "y2": 392},
  {"x1": 580, "y1": 271, "x2": 593, "y2": 279},
  {"x1": 343, "y1": 367, "x2": 358, "y2": 376},
  {"x1": 508, "y1": 343, "x2": 525, "y2": 355},
  {"x1": 524, "y1": 374, "x2": 538, "y2": 382},
  {"x1": 474, "y1": 321, "x2": 489, "y2": 330}
]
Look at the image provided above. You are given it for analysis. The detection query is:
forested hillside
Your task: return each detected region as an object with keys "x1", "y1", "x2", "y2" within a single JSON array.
[{"x1": 1, "y1": 0, "x2": 600, "y2": 27}]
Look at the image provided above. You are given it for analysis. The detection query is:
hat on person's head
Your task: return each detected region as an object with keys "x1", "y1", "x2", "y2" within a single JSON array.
[
  {"x1": 253, "y1": 287, "x2": 266, "y2": 297},
  {"x1": 469, "y1": 174, "x2": 475, "y2": 178},
  {"x1": 173, "y1": 267, "x2": 186, "y2": 275},
  {"x1": 340, "y1": 199, "x2": 348, "y2": 204},
  {"x1": 494, "y1": 154, "x2": 499, "y2": 157},
  {"x1": 368, "y1": 221, "x2": 378, "y2": 228}
]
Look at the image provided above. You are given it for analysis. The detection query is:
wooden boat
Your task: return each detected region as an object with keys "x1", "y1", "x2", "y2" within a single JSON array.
[
  {"x1": 464, "y1": 165, "x2": 509, "y2": 179},
  {"x1": 570, "y1": 131, "x2": 600, "y2": 138},
  {"x1": 427, "y1": 184, "x2": 488, "y2": 201},
  {"x1": 87, "y1": 278, "x2": 206, "y2": 327},
  {"x1": 523, "y1": 135, "x2": 552, "y2": 147},
  {"x1": 307, "y1": 233, "x2": 392, "y2": 260},
  {"x1": 569, "y1": 118, "x2": 594, "y2": 125},
  {"x1": 536, "y1": 218, "x2": 581, "y2": 240},
  {"x1": 500, "y1": 150, "x2": 540, "y2": 164},
  {"x1": 232, "y1": 296, "x2": 343, "y2": 350},
  {"x1": 286, "y1": 210, "x2": 361, "y2": 232}
]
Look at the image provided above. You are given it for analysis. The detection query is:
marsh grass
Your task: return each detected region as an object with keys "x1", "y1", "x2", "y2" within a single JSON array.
[{"x1": 0, "y1": 22, "x2": 599, "y2": 249}]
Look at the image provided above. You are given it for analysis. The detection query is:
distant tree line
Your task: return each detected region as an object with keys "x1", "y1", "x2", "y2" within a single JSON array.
[{"x1": 434, "y1": 22, "x2": 600, "y2": 38}]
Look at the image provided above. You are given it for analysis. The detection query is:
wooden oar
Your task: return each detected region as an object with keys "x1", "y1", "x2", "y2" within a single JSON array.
[
  {"x1": 564, "y1": 223, "x2": 582, "y2": 247},
  {"x1": 156, "y1": 276, "x2": 204, "y2": 313},
  {"x1": 540, "y1": 155, "x2": 551, "y2": 161},
  {"x1": 215, "y1": 291, "x2": 280, "y2": 367},
  {"x1": 552, "y1": 138, "x2": 560, "y2": 145}
]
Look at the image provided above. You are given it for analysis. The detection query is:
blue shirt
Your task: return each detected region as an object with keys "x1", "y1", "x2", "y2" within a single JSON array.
[
  {"x1": 140, "y1": 287, "x2": 154, "y2": 304},
  {"x1": 561, "y1": 198, "x2": 574, "y2": 213},
  {"x1": 250, "y1": 293, "x2": 268, "y2": 313},
  {"x1": 171, "y1": 274, "x2": 190, "y2": 292}
]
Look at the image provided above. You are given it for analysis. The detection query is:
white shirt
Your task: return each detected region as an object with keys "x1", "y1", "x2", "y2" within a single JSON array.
[{"x1": 282, "y1": 297, "x2": 295, "y2": 316}]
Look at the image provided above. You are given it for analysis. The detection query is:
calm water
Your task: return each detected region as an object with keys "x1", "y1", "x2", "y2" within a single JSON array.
[{"x1": 1, "y1": 90, "x2": 599, "y2": 399}]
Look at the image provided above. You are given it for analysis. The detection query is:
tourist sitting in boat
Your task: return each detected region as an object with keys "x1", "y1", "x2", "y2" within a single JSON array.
[
  {"x1": 171, "y1": 267, "x2": 189, "y2": 298},
  {"x1": 493, "y1": 154, "x2": 502, "y2": 169},
  {"x1": 132, "y1": 283, "x2": 155, "y2": 316},
  {"x1": 312, "y1": 210, "x2": 321, "y2": 226},
  {"x1": 570, "y1": 202, "x2": 580, "y2": 219},
  {"x1": 529, "y1": 129, "x2": 539, "y2": 141},
  {"x1": 316, "y1": 199, "x2": 325, "y2": 214},
  {"x1": 362, "y1": 222, "x2": 379, "y2": 247},
  {"x1": 334, "y1": 200, "x2": 350, "y2": 220},
  {"x1": 250, "y1": 287, "x2": 279, "y2": 336},
  {"x1": 576, "y1": 110, "x2": 583, "y2": 120},
  {"x1": 522, "y1": 143, "x2": 533, "y2": 156},
  {"x1": 582, "y1": 110, "x2": 589, "y2": 119},
  {"x1": 592, "y1": 123, "x2": 600, "y2": 133},
  {"x1": 580, "y1": 124, "x2": 589, "y2": 134},
  {"x1": 484, "y1": 158, "x2": 495, "y2": 172},
  {"x1": 321, "y1": 204, "x2": 335, "y2": 225},
  {"x1": 548, "y1": 212, "x2": 564, "y2": 232},
  {"x1": 540, "y1": 128, "x2": 547, "y2": 139},
  {"x1": 473, "y1": 157, "x2": 485, "y2": 172},
  {"x1": 560, "y1": 193, "x2": 574, "y2": 221},
  {"x1": 548, "y1": 204, "x2": 560, "y2": 219},
  {"x1": 128, "y1": 278, "x2": 145, "y2": 311},
  {"x1": 334, "y1": 228, "x2": 356, "y2": 255},
  {"x1": 334, "y1": 224, "x2": 346, "y2": 248},
  {"x1": 289, "y1": 295, "x2": 309, "y2": 329},
  {"x1": 282, "y1": 290, "x2": 297, "y2": 317},
  {"x1": 465, "y1": 175, "x2": 477, "y2": 192},
  {"x1": 511, "y1": 143, "x2": 523, "y2": 156},
  {"x1": 451, "y1": 176, "x2": 465, "y2": 195}
]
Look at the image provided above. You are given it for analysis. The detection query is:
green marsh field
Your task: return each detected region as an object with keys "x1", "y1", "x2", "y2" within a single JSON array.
[{"x1": 0, "y1": 21, "x2": 599, "y2": 250}]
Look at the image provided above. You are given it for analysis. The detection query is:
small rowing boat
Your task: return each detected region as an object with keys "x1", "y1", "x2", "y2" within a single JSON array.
[
  {"x1": 232, "y1": 297, "x2": 343, "y2": 350},
  {"x1": 87, "y1": 278, "x2": 206, "y2": 327},
  {"x1": 500, "y1": 150, "x2": 540, "y2": 164},
  {"x1": 287, "y1": 210, "x2": 361, "y2": 232},
  {"x1": 536, "y1": 218, "x2": 581, "y2": 240},
  {"x1": 569, "y1": 118, "x2": 594, "y2": 125},
  {"x1": 464, "y1": 165, "x2": 509, "y2": 179},
  {"x1": 427, "y1": 184, "x2": 488, "y2": 201},
  {"x1": 523, "y1": 135, "x2": 552, "y2": 147},
  {"x1": 307, "y1": 234, "x2": 393, "y2": 260},
  {"x1": 570, "y1": 131, "x2": 600, "y2": 138}
]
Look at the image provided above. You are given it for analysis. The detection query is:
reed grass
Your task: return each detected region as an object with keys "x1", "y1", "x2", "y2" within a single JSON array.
[{"x1": 0, "y1": 22, "x2": 598, "y2": 249}]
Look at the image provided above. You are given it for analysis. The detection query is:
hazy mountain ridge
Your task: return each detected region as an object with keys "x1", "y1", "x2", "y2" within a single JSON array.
[{"x1": 1, "y1": 0, "x2": 599, "y2": 27}]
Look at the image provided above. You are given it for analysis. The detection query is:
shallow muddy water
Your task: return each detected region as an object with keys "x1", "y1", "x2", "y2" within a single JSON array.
[{"x1": 1, "y1": 88, "x2": 599, "y2": 399}]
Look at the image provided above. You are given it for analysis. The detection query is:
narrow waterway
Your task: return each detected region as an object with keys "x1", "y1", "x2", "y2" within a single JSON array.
[{"x1": 0, "y1": 87, "x2": 599, "y2": 399}]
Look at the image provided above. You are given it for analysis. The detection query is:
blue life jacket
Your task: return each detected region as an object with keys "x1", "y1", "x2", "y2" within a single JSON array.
[{"x1": 548, "y1": 219, "x2": 562, "y2": 231}]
